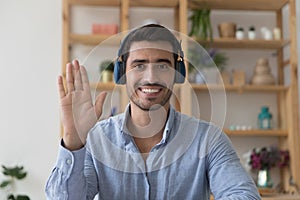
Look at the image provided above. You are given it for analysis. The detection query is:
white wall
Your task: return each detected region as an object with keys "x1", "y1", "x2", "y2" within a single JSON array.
[
  {"x1": 0, "y1": 0, "x2": 61, "y2": 199},
  {"x1": 0, "y1": 1, "x2": 299, "y2": 199}
]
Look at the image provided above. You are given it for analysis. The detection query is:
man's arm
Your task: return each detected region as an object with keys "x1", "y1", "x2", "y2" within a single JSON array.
[
  {"x1": 45, "y1": 142, "x2": 98, "y2": 200},
  {"x1": 207, "y1": 131, "x2": 261, "y2": 200},
  {"x1": 46, "y1": 60, "x2": 106, "y2": 199}
]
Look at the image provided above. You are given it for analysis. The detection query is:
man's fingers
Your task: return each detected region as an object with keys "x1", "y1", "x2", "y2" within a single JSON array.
[
  {"x1": 73, "y1": 60, "x2": 83, "y2": 91},
  {"x1": 80, "y1": 65, "x2": 90, "y2": 91},
  {"x1": 58, "y1": 75, "x2": 66, "y2": 98},
  {"x1": 95, "y1": 92, "x2": 108, "y2": 119},
  {"x1": 66, "y1": 63, "x2": 75, "y2": 93}
]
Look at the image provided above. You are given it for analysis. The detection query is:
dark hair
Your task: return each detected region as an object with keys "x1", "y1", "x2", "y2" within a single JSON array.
[{"x1": 118, "y1": 24, "x2": 182, "y2": 66}]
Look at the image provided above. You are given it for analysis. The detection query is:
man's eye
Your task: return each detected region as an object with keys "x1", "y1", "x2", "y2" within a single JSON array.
[
  {"x1": 135, "y1": 64, "x2": 145, "y2": 70},
  {"x1": 156, "y1": 64, "x2": 169, "y2": 71}
]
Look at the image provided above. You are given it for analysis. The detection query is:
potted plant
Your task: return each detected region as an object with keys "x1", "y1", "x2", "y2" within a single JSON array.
[
  {"x1": 99, "y1": 60, "x2": 114, "y2": 83},
  {"x1": 249, "y1": 146, "x2": 289, "y2": 188},
  {"x1": 248, "y1": 26, "x2": 256, "y2": 40},
  {"x1": 189, "y1": 8, "x2": 213, "y2": 42},
  {"x1": 0, "y1": 165, "x2": 30, "y2": 200},
  {"x1": 187, "y1": 44, "x2": 228, "y2": 84}
]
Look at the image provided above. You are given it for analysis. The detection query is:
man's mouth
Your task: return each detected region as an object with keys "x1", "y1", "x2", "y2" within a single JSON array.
[{"x1": 141, "y1": 88, "x2": 160, "y2": 94}]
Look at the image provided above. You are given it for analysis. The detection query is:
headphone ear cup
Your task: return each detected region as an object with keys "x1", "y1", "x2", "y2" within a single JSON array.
[
  {"x1": 114, "y1": 60, "x2": 126, "y2": 84},
  {"x1": 175, "y1": 61, "x2": 186, "y2": 83}
]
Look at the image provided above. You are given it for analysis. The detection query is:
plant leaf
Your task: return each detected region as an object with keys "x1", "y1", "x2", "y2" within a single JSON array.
[
  {"x1": 8, "y1": 194, "x2": 16, "y2": 200},
  {"x1": 0, "y1": 180, "x2": 12, "y2": 188},
  {"x1": 16, "y1": 172, "x2": 27, "y2": 180},
  {"x1": 16, "y1": 195, "x2": 30, "y2": 200}
]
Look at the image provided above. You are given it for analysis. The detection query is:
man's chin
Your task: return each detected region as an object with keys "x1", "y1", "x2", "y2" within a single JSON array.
[
  {"x1": 138, "y1": 104, "x2": 163, "y2": 111},
  {"x1": 132, "y1": 101, "x2": 166, "y2": 111}
]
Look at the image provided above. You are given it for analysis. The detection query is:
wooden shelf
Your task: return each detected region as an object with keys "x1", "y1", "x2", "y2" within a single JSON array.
[
  {"x1": 194, "y1": 38, "x2": 290, "y2": 50},
  {"x1": 191, "y1": 84, "x2": 288, "y2": 93},
  {"x1": 69, "y1": 34, "x2": 122, "y2": 46},
  {"x1": 188, "y1": 0, "x2": 289, "y2": 11},
  {"x1": 224, "y1": 129, "x2": 288, "y2": 137},
  {"x1": 90, "y1": 82, "x2": 117, "y2": 90},
  {"x1": 262, "y1": 195, "x2": 300, "y2": 200},
  {"x1": 130, "y1": 0, "x2": 179, "y2": 7},
  {"x1": 211, "y1": 194, "x2": 300, "y2": 200},
  {"x1": 70, "y1": 35, "x2": 290, "y2": 49},
  {"x1": 67, "y1": 0, "x2": 120, "y2": 6},
  {"x1": 68, "y1": 0, "x2": 180, "y2": 7}
]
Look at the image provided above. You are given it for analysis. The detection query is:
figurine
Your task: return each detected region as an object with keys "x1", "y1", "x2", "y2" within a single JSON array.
[{"x1": 251, "y1": 58, "x2": 275, "y2": 85}]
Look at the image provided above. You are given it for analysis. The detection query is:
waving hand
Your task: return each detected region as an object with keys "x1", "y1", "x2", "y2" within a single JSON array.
[{"x1": 58, "y1": 60, "x2": 107, "y2": 150}]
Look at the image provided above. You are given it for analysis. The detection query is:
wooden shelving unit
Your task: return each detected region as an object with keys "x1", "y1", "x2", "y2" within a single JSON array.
[
  {"x1": 184, "y1": 0, "x2": 300, "y2": 195},
  {"x1": 191, "y1": 84, "x2": 289, "y2": 93},
  {"x1": 90, "y1": 82, "x2": 116, "y2": 91},
  {"x1": 195, "y1": 38, "x2": 290, "y2": 50},
  {"x1": 62, "y1": 0, "x2": 300, "y2": 197},
  {"x1": 188, "y1": 0, "x2": 289, "y2": 11},
  {"x1": 224, "y1": 129, "x2": 288, "y2": 137},
  {"x1": 69, "y1": 33, "x2": 121, "y2": 45}
]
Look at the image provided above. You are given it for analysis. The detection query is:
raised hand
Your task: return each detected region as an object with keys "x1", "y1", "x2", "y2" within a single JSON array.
[{"x1": 58, "y1": 60, "x2": 107, "y2": 150}]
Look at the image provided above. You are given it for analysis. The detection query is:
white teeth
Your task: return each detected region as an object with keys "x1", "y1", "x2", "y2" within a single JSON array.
[{"x1": 142, "y1": 88, "x2": 159, "y2": 93}]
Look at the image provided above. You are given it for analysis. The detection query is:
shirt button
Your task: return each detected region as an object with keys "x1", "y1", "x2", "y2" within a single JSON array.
[{"x1": 66, "y1": 159, "x2": 72, "y2": 165}]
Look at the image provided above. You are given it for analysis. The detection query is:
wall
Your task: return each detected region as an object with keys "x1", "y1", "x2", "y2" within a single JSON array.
[
  {"x1": 0, "y1": 1, "x2": 299, "y2": 199},
  {"x1": 0, "y1": 0, "x2": 61, "y2": 199}
]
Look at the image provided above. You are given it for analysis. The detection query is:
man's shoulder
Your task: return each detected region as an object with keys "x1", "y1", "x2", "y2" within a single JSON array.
[
  {"x1": 174, "y1": 111, "x2": 215, "y2": 126},
  {"x1": 174, "y1": 111, "x2": 223, "y2": 136}
]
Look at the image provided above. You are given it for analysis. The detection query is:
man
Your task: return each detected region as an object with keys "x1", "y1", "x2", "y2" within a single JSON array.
[{"x1": 46, "y1": 24, "x2": 260, "y2": 199}]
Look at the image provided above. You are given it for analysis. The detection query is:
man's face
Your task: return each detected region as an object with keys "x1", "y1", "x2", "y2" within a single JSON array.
[{"x1": 125, "y1": 41, "x2": 175, "y2": 111}]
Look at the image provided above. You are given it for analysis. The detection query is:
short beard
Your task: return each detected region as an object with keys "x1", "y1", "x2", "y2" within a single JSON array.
[{"x1": 129, "y1": 88, "x2": 173, "y2": 111}]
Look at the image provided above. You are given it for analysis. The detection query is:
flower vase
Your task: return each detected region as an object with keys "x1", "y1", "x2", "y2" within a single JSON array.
[{"x1": 257, "y1": 169, "x2": 273, "y2": 188}]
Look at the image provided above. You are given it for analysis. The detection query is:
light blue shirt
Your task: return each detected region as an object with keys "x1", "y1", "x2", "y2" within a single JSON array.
[{"x1": 45, "y1": 105, "x2": 260, "y2": 200}]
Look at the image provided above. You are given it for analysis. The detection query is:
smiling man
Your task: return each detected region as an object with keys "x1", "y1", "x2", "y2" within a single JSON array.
[{"x1": 46, "y1": 24, "x2": 260, "y2": 200}]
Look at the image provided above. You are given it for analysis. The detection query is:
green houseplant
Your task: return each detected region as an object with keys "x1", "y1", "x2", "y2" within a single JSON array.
[
  {"x1": 0, "y1": 165, "x2": 30, "y2": 200},
  {"x1": 188, "y1": 8, "x2": 229, "y2": 84},
  {"x1": 189, "y1": 8, "x2": 213, "y2": 42}
]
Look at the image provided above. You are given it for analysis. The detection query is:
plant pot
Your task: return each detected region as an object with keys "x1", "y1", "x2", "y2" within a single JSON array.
[
  {"x1": 218, "y1": 22, "x2": 236, "y2": 38},
  {"x1": 102, "y1": 70, "x2": 113, "y2": 83}
]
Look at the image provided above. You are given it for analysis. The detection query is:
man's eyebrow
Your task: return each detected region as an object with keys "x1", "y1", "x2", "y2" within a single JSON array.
[
  {"x1": 130, "y1": 58, "x2": 172, "y2": 64},
  {"x1": 156, "y1": 59, "x2": 172, "y2": 64},
  {"x1": 131, "y1": 59, "x2": 149, "y2": 64}
]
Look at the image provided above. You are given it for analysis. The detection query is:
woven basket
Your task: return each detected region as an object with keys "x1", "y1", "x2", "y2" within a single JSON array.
[{"x1": 218, "y1": 22, "x2": 236, "y2": 38}]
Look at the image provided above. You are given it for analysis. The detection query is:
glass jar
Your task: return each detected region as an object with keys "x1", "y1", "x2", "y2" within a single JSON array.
[{"x1": 258, "y1": 106, "x2": 272, "y2": 129}]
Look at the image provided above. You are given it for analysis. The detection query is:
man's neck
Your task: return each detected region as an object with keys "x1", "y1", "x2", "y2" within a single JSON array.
[{"x1": 127, "y1": 104, "x2": 170, "y2": 155}]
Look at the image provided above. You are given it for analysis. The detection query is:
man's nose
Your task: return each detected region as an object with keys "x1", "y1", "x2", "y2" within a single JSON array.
[{"x1": 143, "y1": 65, "x2": 160, "y2": 83}]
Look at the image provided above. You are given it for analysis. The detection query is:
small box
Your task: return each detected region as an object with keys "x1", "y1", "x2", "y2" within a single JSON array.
[
  {"x1": 233, "y1": 70, "x2": 246, "y2": 86},
  {"x1": 92, "y1": 24, "x2": 118, "y2": 35},
  {"x1": 218, "y1": 71, "x2": 231, "y2": 85}
]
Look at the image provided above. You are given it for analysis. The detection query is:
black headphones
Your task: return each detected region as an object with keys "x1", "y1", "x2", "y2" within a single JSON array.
[{"x1": 114, "y1": 27, "x2": 186, "y2": 84}]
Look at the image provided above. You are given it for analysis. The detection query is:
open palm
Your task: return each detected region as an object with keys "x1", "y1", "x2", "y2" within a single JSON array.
[{"x1": 58, "y1": 60, "x2": 107, "y2": 150}]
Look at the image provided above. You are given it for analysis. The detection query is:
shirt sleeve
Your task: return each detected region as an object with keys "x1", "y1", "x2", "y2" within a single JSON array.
[
  {"x1": 207, "y1": 130, "x2": 261, "y2": 200},
  {"x1": 45, "y1": 140, "x2": 98, "y2": 200}
]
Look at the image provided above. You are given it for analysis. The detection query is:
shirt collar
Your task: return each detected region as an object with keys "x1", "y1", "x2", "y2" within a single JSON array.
[{"x1": 121, "y1": 104, "x2": 176, "y2": 145}]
